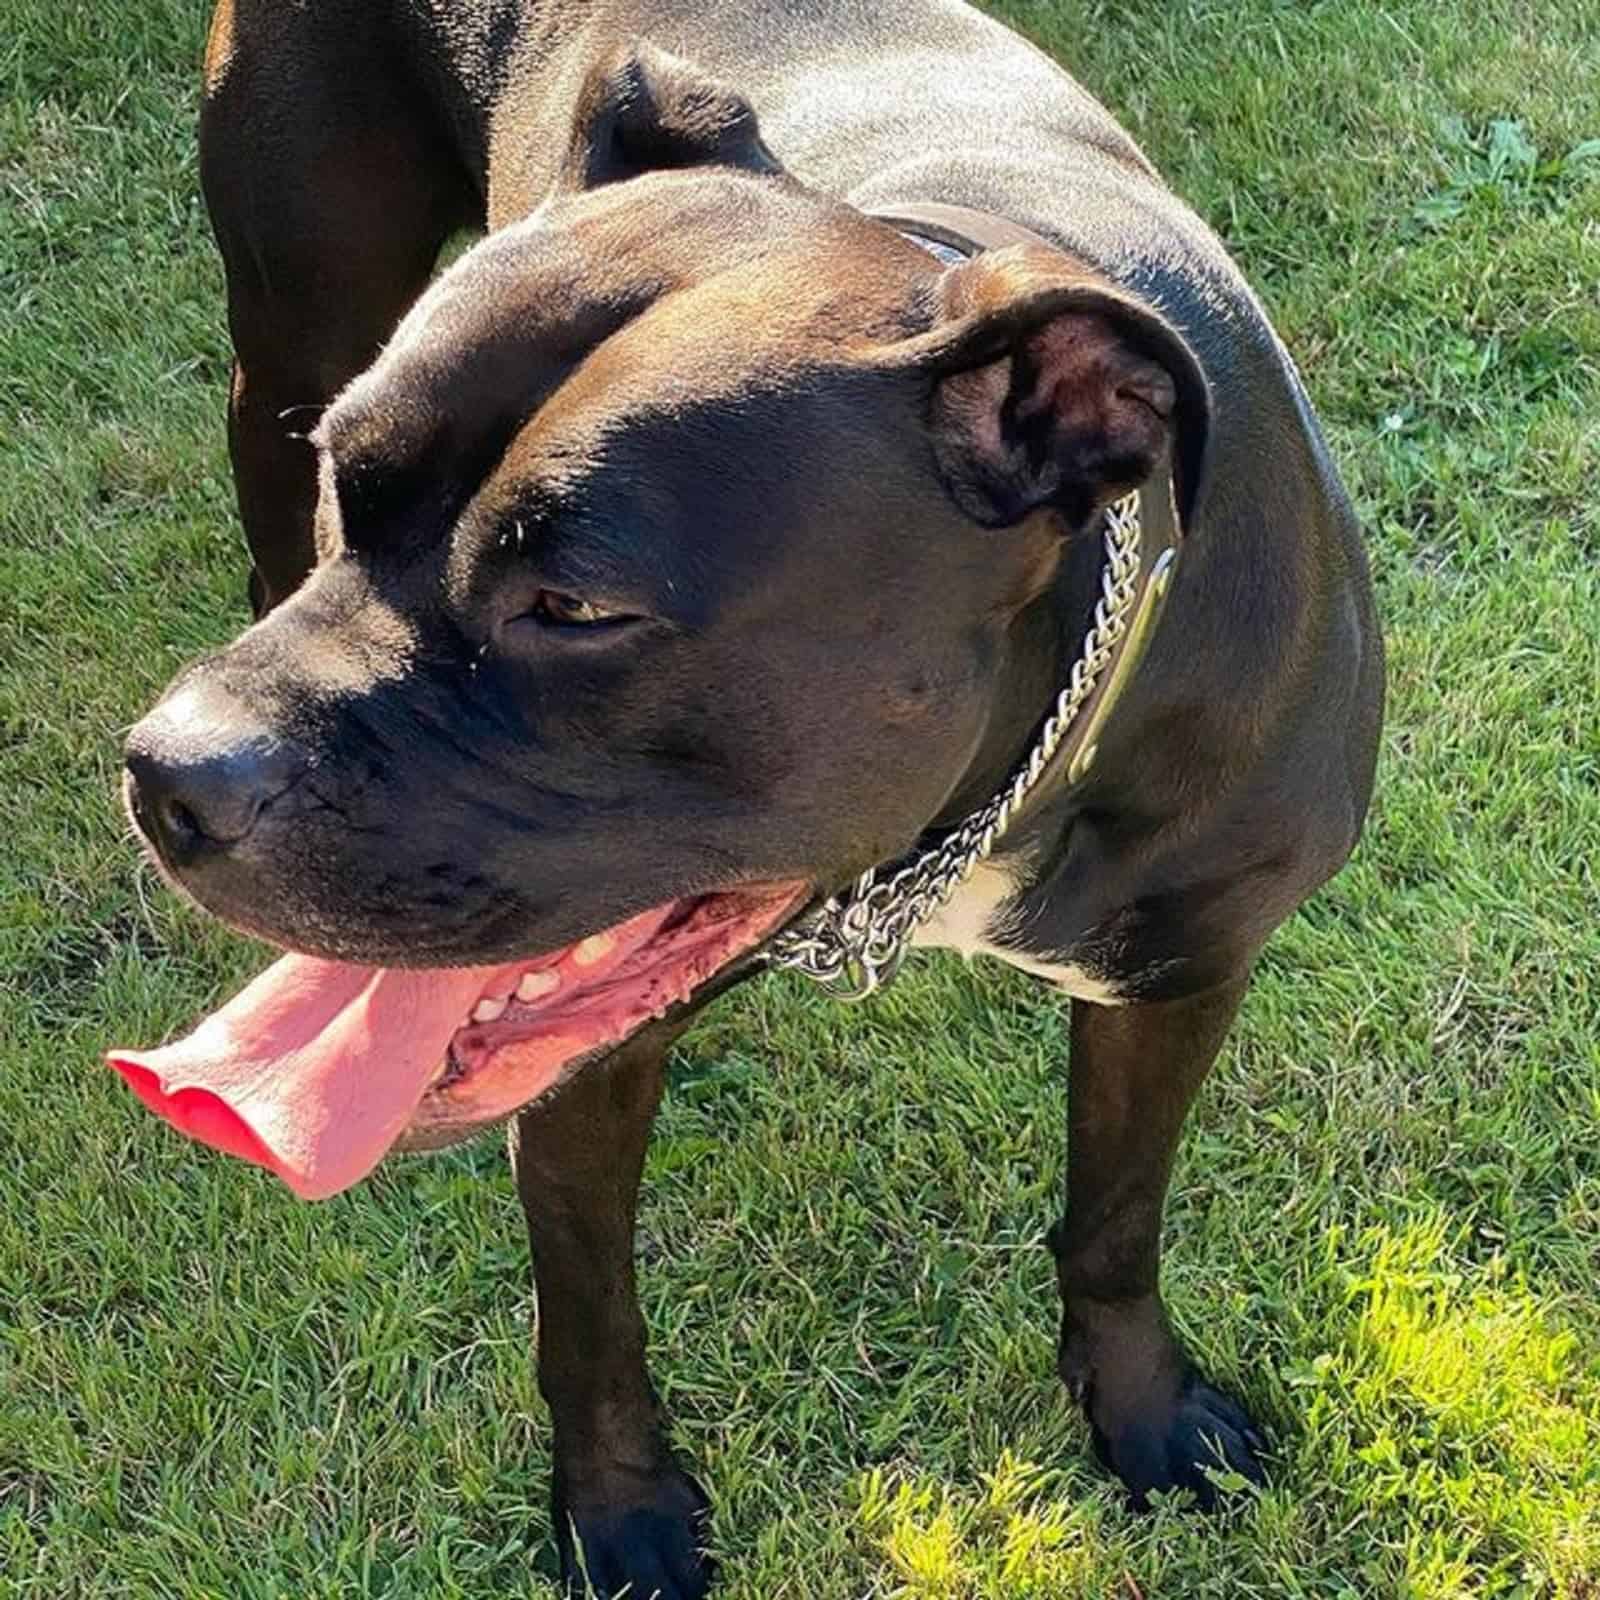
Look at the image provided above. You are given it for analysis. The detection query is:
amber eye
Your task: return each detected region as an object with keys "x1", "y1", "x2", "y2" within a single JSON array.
[{"x1": 529, "y1": 590, "x2": 616, "y2": 627}]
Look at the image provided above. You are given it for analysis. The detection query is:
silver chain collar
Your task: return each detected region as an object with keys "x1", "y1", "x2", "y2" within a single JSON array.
[{"x1": 765, "y1": 490, "x2": 1147, "y2": 1000}]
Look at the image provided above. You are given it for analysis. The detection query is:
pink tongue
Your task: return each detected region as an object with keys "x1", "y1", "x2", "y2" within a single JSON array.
[{"x1": 107, "y1": 954, "x2": 499, "y2": 1201}]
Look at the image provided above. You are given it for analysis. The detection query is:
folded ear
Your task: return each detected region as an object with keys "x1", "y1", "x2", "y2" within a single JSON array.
[
  {"x1": 898, "y1": 246, "x2": 1210, "y2": 530},
  {"x1": 559, "y1": 41, "x2": 782, "y2": 191}
]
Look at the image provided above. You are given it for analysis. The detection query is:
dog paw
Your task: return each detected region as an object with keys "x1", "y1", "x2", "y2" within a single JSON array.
[
  {"x1": 1088, "y1": 1371, "x2": 1268, "y2": 1512},
  {"x1": 555, "y1": 1470, "x2": 716, "y2": 1599}
]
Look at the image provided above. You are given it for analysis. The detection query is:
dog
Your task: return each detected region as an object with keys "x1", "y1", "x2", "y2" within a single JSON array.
[{"x1": 112, "y1": 1, "x2": 1384, "y2": 1593}]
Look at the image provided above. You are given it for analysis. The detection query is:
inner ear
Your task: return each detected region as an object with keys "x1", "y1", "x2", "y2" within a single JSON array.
[
  {"x1": 901, "y1": 246, "x2": 1210, "y2": 531},
  {"x1": 559, "y1": 41, "x2": 783, "y2": 192}
]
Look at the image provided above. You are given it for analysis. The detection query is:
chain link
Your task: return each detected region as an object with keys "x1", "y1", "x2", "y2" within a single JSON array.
[{"x1": 765, "y1": 491, "x2": 1145, "y2": 1000}]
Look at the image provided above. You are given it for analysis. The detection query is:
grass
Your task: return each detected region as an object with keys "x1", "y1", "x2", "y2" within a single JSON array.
[{"x1": 2, "y1": 0, "x2": 1599, "y2": 1594}]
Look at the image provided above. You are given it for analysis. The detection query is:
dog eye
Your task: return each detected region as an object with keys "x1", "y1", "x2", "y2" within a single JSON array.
[{"x1": 528, "y1": 590, "x2": 621, "y2": 627}]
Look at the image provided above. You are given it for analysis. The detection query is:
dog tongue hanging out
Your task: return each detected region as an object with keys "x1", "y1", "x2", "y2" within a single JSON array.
[{"x1": 109, "y1": 890, "x2": 804, "y2": 1199}]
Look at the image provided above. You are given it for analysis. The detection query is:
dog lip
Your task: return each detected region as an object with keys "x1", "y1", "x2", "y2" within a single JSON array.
[
  {"x1": 241, "y1": 876, "x2": 819, "y2": 973},
  {"x1": 393, "y1": 1039, "x2": 620, "y2": 1152},
  {"x1": 397, "y1": 881, "x2": 814, "y2": 1149}
]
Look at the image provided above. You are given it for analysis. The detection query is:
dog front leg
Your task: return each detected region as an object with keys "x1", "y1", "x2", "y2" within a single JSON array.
[
  {"x1": 510, "y1": 1023, "x2": 715, "y2": 1599},
  {"x1": 1048, "y1": 977, "x2": 1270, "y2": 1509}
]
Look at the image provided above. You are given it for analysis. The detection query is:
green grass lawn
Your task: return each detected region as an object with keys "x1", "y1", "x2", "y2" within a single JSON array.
[{"x1": 3, "y1": 0, "x2": 1599, "y2": 1595}]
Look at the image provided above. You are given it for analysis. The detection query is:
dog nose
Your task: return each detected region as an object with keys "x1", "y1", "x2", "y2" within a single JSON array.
[{"x1": 125, "y1": 681, "x2": 303, "y2": 868}]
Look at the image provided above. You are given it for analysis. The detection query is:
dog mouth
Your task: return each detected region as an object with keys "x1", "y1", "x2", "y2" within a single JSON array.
[{"x1": 107, "y1": 882, "x2": 809, "y2": 1200}]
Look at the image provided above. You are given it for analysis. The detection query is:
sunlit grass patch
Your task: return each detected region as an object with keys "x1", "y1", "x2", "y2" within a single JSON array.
[
  {"x1": 1329, "y1": 1221, "x2": 1600, "y2": 1596},
  {"x1": 857, "y1": 1455, "x2": 1105, "y2": 1597}
]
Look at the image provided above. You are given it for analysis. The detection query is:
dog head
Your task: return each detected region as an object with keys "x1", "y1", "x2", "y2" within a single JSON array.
[{"x1": 114, "y1": 45, "x2": 1207, "y2": 1190}]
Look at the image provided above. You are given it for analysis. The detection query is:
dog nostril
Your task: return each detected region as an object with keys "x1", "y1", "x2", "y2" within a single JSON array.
[{"x1": 161, "y1": 797, "x2": 204, "y2": 846}]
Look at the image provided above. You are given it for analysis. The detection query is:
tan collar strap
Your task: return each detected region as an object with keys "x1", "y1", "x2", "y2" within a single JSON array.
[{"x1": 869, "y1": 198, "x2": 1063, "y2": 255}]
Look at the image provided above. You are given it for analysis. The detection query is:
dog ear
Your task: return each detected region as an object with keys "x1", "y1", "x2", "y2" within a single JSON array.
[
  {"x1": 896, "y1": 246, "x2": 1210, "y2": 530},
  {"x1": 560, "y1": 41, "x2": 782, "y2": 191}
]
